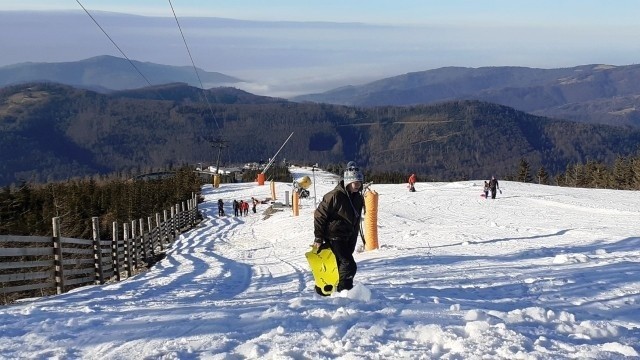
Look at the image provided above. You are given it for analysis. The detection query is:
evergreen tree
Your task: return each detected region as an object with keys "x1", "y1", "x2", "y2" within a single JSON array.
[
  {"x1": 573, "y1": 163, "x2": 587, "y2": 188},
  {"x1": 611, "y1": 156, "x2": 632, "y2": 189},
  {"x1": 517, "y1": 158, "x2": 532, "y2": 183},
  {"x1": 584, "y1": 160, "x2": 609, "y2": 189},
  {"x1": 632, "y1": 156, "x2": 640, "y2": 190},
  {"x1": 558, "y1": 163, "x2": 579, "y2": 187},
  {"x1": 536, "y1": 166, "x2": 549, "y2": 185}
]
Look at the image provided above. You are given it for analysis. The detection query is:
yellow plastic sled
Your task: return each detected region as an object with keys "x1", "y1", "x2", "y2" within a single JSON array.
[{"x1": 305, "y1": 245, "x2": 339, "y2": 296}]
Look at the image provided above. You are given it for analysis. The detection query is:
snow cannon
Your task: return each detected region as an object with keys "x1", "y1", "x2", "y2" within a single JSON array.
[
  {"x1": 293, "y1": 176, "x2": 311, "y2": 198},
  {"x1": 295, "y1": 176, "x2": 312, "y2": 190}
]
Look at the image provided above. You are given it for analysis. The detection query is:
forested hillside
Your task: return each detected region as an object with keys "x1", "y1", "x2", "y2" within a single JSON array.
[
  {"x1": 294, "y1": 64, "x2": 640, "y2": 128},
  {"x1": 2, "y1": 82, "x2": 640, "y2": 186}
]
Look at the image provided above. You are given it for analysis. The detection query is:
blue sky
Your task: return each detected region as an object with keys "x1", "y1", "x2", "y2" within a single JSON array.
[
  {"x1": 2, "y1": 1, "x2": 640, "y2": 97},
  {"x1": 4, "y1": 0, "x2": 640, "y2": 26}
]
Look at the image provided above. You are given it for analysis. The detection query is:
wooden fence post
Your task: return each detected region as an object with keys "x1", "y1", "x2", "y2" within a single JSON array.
[
  {"x1": 123, "y1": 222, "x2": 132, "y2": 278},
  {"x1": 179, "y1": 203, "x2": 183, "y2": 228},
  {"x1": 171, "y1": 206, "x2": 177, "y2": 239},
  {"x1": 112, "y1": 221, "x2": 121, "y2": 282},
  {"x1": 163, "y1": 210, "x2": 169, "y2": 245},
  {"x1": 192, "y1": 197, "x2": 197, "y2": 225},
  {"x1": 52, "y1": 217, "x2": 65, "y2": 294},
  {"x1": 187, "y1": 201, "x2": 191, "y2": 225},
  {"x1": 185, "y1": 200, "x2": 190, "y2": 219},
  {"x1": 148, "y1": 215, "x2": 155, "y2": 256},
  {"x1": 92, "y1": 217, "x2": 105, "y2": 284},
  {"x1": 190, "y1": 192, "x2": 195, "y2": 226},
  {"x1": 195, "y1": 194, "x2": 200, "y2": 219},
  {"x1": 139, "y1": 218, "x2": 147, "y2": 262},
  {"x1": 182, "y1": 201, "x2": 187, "y2": 229},
  {"x1": 190, "y1": 195, "x2": 194, "y2": 226},
  {"x1": 157, "y1": 213, "x2": 164, "y2": 251},
  {"x1": 131, "y1": 220, "x2": 138, "y2": 270},
  {"x1": 175, "y1": 204, "x2": 180, "y2": 231}
]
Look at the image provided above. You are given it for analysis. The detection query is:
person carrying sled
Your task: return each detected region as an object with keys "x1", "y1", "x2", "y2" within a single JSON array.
[
  {"x1": 313, "y1": 161, "x2": 365, "y2": 292},
  {"x1": 489, "y1": 176, "x2": 500, "y2": 199},
  {"x1": 408, "y1": 173, "x2": 417, "y2": 192}
]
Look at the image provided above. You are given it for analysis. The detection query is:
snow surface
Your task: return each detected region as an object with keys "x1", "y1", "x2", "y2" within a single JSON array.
[{"x1": 1, "y1": 166, "x2": 639, "y2": 359}]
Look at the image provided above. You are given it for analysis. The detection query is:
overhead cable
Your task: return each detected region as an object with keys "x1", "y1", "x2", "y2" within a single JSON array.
[
  {"x1": 168, "y1": 0, "x2": 221, "y2": 130},
  {"x1": 75, "y1": 0, "x2": 160, "y2": 96}
]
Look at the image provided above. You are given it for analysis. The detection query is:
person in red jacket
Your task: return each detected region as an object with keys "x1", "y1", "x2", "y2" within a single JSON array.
[
  {"x1": 242, "y1": 200, "x2": 249, "y2": 216},
  {"x1": 238, "y1": 200, "x2": 245, "y2": 216},
  {"x1": 408, "y1": 173, "x2": 417, "y2": 192}
]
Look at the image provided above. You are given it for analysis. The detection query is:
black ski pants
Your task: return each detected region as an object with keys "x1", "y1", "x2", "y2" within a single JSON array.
[{"x1": 329, "y1": 238, "x2": 357, "y2": 291}]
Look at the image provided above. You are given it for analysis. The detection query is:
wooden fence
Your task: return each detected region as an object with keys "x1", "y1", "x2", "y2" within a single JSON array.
[{"x1": 0, "y1": 194, "x2": 200, "y2": 304}]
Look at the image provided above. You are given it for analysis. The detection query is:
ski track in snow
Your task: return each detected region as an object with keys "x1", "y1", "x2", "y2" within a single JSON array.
[{"x1": 0, "y1": 167, "x2": 639, "y2": 359}]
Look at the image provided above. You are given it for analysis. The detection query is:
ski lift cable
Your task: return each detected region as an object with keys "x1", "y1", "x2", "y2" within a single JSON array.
[
  {"x1": 167, "y1": 0, "x2": 221, "y2": 131},
  {"x1": 262, "y1": 132, "x2": 295, "y2": 175},
  {"x1": 75, "y1": 0, "x2": 162, "y2": 99}
]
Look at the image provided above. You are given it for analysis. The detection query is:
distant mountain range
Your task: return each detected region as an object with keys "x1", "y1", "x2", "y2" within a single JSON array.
[
  {"x1": 0, "y1": 55, "x2": 243, "y2": 92},
  {"x1": 293, "y1": 64, "x2": 640, "y2": 128},
  {"x1": 3, "y1": 57, "x2": 640, "y2": 129},
  {"x1": 2, "y1": 82, "x2": 640, "y2": 186}
]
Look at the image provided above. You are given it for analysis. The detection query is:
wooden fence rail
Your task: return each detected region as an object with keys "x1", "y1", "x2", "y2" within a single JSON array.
[{"x1": 0, "y1": 194, "x2": 200, "y2": 304}]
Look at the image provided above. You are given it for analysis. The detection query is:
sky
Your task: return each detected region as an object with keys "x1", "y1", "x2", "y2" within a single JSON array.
[
  {"x1": 4, "y1": 0, "x2": 640, "y2": 25},
  {"x1": 1, "y1": 167, "x2": 639, "y2": 359},
  {"x1": 1, "y1": 1, "x2": 640, "y2": 97}
]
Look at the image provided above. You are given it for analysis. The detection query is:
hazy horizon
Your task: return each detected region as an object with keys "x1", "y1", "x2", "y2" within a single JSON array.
[{"x1": 2, "y1": 2, "x2": 640, "y2": 97}]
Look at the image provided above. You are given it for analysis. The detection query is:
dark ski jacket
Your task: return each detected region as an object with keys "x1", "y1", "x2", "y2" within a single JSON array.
[
  {"x1": 489, "y1": 179, "x2": 499, "y2": 190},
  {"x1": 314, "y1": 180, "x2": 364, "y2": 242}
]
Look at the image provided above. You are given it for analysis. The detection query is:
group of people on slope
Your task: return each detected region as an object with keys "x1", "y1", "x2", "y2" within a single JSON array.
[
  {"x1": 483, "y1": 176, "x2": 500, "y2": 199},
  {"x1": 409, "y1": 173, "x2": 501, "y2": 199},
  {"x1": 217, "y1": 197, "x2": 260, "y2": 217}
]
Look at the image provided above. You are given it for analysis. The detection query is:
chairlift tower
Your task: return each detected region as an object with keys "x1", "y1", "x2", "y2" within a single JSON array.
[{"x1": 210, "y1": 137, "x2": 228, "y2": 174}]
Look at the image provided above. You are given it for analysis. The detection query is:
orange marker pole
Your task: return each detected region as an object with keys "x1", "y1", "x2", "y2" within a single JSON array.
[
  {"x1": 292, "y1": 191, "x2": 299, "y2": 216},
  {"x1": 364, "y1": 190, "x2": 379, "y2": 250}
]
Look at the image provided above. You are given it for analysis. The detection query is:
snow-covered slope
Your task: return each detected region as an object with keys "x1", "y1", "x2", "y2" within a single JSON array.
[{"x1": 1, "y1": 166, "x2": 639, "y2": 359}]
